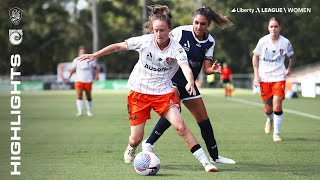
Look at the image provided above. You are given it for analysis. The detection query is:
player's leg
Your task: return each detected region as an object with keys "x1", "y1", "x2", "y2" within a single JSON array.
[
  {"x1": 75, "y1": 82, "x2": 84, "y2": 116},
  {"x1": 124, "y1": 91, "x2": 151, "y2": 164},
  {"x1": 144, "y1": 87, "x2": 180, "y2": 147},
  {"x1": 124, "y1": 122, "x2": 145, "y2": 164},
  {"x1": 163, "y1": 106, "x2": 218, "y2": 172},
  {"x1": 263, "y1": 97, "x2": 274, "y2": 134},
  {"x1": 260, "y1": 82, "x2": 274, "y2": 134},
  {"x1": 272, "y1": 81, "x2": 286, "y2": 142},
  {"x1": 84, "y1": 82, "x2": 93, "y2": 116},
  {"x1": 183, "y1": 97, "x2": 235, "y2": 164}
]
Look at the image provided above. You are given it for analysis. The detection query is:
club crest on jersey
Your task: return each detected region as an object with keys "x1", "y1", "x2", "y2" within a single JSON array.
[
  {"x1": 146, "y1": 52, "x2": 152, "y2": 61},
  {"x1": 280, "y1": 49, "x2": 284, "y2": 55},
  {"x1": 166, "y1": 57, "x2": 175, "y2": 65}
]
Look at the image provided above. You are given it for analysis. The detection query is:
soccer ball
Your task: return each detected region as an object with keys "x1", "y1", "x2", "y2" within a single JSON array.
[{"x1": 133, "y1": 151, "x2": 160, "y2": 176}]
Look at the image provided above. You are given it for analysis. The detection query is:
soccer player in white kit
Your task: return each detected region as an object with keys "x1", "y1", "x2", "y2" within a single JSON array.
[
  {"x1": 78, "y1": 5, "x2": 218, "y2": 172},
  {"x1": 252, "y1": 17, "x2": 296, "y2": 142},
  {"x1": 67, "y1": 47, "x2": 99, "y2": 117}
]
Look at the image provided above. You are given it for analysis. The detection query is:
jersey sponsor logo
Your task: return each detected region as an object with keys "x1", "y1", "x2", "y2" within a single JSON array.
[
  {"x1": 144, "y1": 64, "x2": 170, "y2": 72},
  {"x1": 158, "y1": 58, "x2": 163, "y2": 61}
]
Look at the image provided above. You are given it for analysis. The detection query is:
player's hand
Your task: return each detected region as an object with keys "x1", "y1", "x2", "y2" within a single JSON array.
[
  {"x1": 285, "y1": 68, "x2": 291, "y2": 76},
  {"x1": 78, "y1": 54, "x2": 96, "y2": 62},
  {"x1": 212, "y1": 60, "x2": 221, "y2": 73},
  {"x1": 185, "y1": 82, "x2": 196, "y2": 96},
  {"x1": 253, "y1": 76, "x2": 260, "y2": 87}
]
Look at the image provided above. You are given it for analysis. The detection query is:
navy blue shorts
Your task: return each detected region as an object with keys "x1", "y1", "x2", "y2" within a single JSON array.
[{"x1": 172, "y1": 82, "x2": 201, "y2": 102}]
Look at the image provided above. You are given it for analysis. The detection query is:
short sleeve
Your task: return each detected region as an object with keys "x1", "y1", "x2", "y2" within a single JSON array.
[
  {"x1": 253, "y1": 38, "x2": 263, "y2": 55},
  {"x1": 125, "y1": 35, "x2": 145, "y2": 51},
  {"x1": 71, "y1": 58, "x2": 77, "y2": 69},
  {"x1": 170, "y1": 26, "x2": 183, "y2": 42},
  {"x1": 205, "y1": 42, "x2": 215, "y2": 61},
  {"x1": 175, "y1": 46, "x2": 188, "y2": 65},
  {"x1": 286, "y1": 40, "x2": 294, "y2": 57}
]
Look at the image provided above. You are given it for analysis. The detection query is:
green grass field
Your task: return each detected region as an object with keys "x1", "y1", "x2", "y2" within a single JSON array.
[{"x1": 0, "y1": 89, "x2": 320, "y2": 180}]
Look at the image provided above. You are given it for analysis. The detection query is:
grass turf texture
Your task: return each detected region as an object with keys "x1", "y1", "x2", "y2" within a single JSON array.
[{"x1": 0, "y1": 89, "x2": 319, "y2": 180}]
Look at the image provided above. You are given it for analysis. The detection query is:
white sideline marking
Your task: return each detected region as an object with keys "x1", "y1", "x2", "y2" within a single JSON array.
[{"x1": 211, "y1": 95, "x2": 320, "y2": 120}]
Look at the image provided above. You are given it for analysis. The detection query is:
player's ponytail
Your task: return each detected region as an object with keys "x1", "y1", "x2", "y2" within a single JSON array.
[
  {"x1": 194, "y1": 6, "x2": 232, "y2": 29},
  {"x1": 144, "y1": 5, "x2": 172, "y2": 33}
]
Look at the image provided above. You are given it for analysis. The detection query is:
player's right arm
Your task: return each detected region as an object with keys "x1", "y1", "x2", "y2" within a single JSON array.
[
  {"x1": 252, "y1": 53, "x2": 260, "y2": 87},
  {"x1": 66, "y1": 67, "x2": 76, "y2": 84},
  {"x1": 78, "y1": 42, "x2": 127, "y2": 61}
]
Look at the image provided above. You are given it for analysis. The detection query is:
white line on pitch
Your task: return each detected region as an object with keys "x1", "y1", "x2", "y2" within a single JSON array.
[{"x1": 208, "y1": 95, "x2": 320, "y2": 120}]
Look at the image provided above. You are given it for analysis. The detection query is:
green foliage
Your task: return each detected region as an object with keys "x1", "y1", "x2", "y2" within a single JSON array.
[{"x1": 1, "y1": 0, "x2": 319, "y2": 75}]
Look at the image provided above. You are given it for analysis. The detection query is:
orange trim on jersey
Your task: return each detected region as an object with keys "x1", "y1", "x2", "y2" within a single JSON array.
[
  {"x1": 127, "y1": 91, "x2": 179, "y2": 126},
  {"x1": 260, "y1": 81, "x2": 286, "y2": 101},
  {"x1": 74, "y1": 82, "x2": 93, "y2": 91}
]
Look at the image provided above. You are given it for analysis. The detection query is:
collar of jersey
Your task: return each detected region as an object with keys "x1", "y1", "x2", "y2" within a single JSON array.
[{"x1": 190, "y1": 25, "x2": 209, "y2": 44}]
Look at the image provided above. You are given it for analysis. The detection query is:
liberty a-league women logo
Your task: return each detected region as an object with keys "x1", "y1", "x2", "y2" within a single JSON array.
[{"x1": 9, "y1": 7, "x2": 23, "y2": 26}]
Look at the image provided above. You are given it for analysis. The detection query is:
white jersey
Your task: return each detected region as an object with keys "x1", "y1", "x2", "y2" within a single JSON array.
[
  {"x1": 71, "y1": 58, "x2": 97, "y2": 83},
  {"x1": 253, "y1": 34, "x2": 294, "y2": 82},
  {"x1": 126, "y1": 34, "x2": 188, "y2": 95}
]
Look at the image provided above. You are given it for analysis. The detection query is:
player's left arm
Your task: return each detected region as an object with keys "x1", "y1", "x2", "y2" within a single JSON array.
[
  {"x1": 204, "y1": 59, "x2": 221, "y2": 75},
  {"x1": 180, "y1": 62, "x2": 196, "y2": 96},
  {"x1": 286, "y1": 54, "x2": 296, "y2": 76},
  {"x1": 94, "y1": 66, "x2": 99, "y2": 80}
]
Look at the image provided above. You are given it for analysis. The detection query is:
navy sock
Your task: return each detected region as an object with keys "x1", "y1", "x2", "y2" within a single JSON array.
[
  {"x1": 146, "y1": 117, "x2": 171, "y2": 145},
  {"x1": 198, "y1": 119, "x2": 219, "y2": 160}
]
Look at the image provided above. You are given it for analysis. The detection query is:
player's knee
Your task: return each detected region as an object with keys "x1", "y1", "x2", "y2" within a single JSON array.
[{"x1": 174, "y1": 123, "x2": 187, "y2": 137}]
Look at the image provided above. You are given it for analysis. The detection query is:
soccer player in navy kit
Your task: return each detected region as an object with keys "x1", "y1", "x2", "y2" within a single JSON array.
[{"x1": 143, "y1": 6, "x2": 236, "y2": 164}]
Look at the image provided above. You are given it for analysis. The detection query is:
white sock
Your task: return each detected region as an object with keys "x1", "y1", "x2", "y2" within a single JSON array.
[
  {"x1": 193, "y1": 148, "x2": 210, "y2": 166},
  {"x1": 265, "y1": 112, "x2": 274, "y2": 121},
  {"x1": 76, "y1": 99, "x2": 83, "y2": 114},
  {"x1": 86, "y1": 100, "x2": 92, "y2": 112},
  {"x1": 273, "y1": 114, "x2": 283, "y2": 135}
]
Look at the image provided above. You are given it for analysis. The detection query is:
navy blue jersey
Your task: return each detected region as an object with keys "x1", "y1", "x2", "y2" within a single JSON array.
[{"x1": 171, "y1": 25, "x2": 215, "y2": 86}]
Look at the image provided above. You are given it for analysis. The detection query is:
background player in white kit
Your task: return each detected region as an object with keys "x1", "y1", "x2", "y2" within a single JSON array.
[
  {"x1": 252, "y1": 17, "x2": 296, "y2": 142},
  {"x1": 78, "y1": 5, "x2": 218, "y2": 172},
  {"x1": 67, "y1": 47, "x2": 99, "y2": 117}
]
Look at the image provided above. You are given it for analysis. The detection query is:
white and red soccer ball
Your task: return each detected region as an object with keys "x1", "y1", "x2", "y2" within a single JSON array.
[{"x1": 133, "y1": 151, "x2": 160, "y2": 176}]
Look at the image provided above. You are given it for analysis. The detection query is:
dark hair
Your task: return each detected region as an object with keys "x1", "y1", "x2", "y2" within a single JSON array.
[
  {"x1": 269, "y1": 17, "x2": 281, "y2": 25},
  {"x1": 193, "y1": 6, "x2": 232, "y2": 29},
  {"x1": 144, "y1": 5, "x2": 172, "y2": 33}
]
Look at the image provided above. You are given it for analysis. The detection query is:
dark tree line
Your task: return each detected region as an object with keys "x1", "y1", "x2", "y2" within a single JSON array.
[{"x1": 1, "y1": 0, "x2": 319, "y2": 76}]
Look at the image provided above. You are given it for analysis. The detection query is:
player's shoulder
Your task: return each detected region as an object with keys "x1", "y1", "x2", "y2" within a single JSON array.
[
  {"x1": 279, "y1": 35, "x2": 290, "y2": 43},
  {"x1": 207, "y1": 33, "x2": 215, "y2": 44}
]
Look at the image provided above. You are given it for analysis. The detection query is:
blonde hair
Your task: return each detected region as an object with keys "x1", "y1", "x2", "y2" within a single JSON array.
[
  {"x1": 194, "y1": 6, "x2": 232, "y2": 29},
  {"x1": 144, "y1": 5, "x2": 172, "y2": 33}
]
